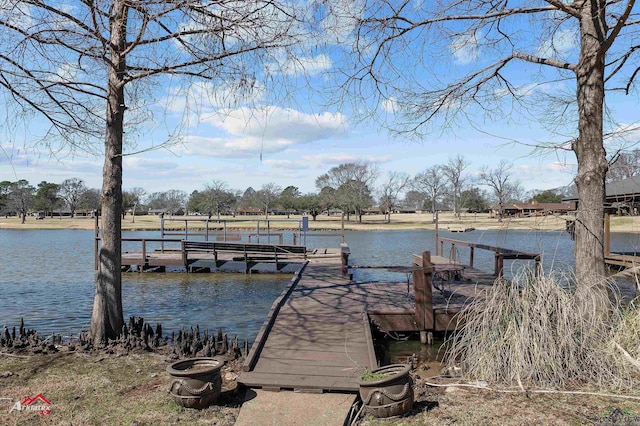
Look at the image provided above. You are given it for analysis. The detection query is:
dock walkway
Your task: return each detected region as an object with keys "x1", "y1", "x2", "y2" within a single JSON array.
[
  {"x1": 239, "y1": 251, "x2": 500, "y2": 392},
  {"x1": 239, "y1": 259, "x2": 413, "y2": 392}
]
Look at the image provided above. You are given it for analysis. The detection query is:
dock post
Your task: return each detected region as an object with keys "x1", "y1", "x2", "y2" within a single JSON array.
[
  {"x1": 413, "y1": 251, "x2": 434, "y2": 343},
  {"x1": 495, "y1": 253, "x2": 504, "y2": 278},
  {"x1": 434, "y1": 210, "x2": 439, "y2": 256},
  {"x1": 341, "y1": 243, "x2": 351, "y2": 278},
  {"x1": 605, "y1": 213, "x2": 610, "y2": 256}
]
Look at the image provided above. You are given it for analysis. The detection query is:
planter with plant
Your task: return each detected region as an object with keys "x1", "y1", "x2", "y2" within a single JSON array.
[{"x1": 357, "y1": 364, "x2": 414, "y2": 418}]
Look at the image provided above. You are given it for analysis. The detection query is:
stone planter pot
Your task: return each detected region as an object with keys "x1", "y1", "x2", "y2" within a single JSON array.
[
  {"x1": 357, "y1": 364, "x2": 414, "y2": 418},
  {"x1": 166, "y1": 357, "x2": 223, "y2": 409}
]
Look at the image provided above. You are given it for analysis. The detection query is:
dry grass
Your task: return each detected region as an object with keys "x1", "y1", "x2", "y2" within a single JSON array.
[
  {"x1": 0, "y1": 212, "x2": 578, "y2": 232},
  {"x1": 443, "y1": 270, "x2": 638, "y2": 391},
  {"x1": 0, "y1": 350, "x2": 242, "y2": 425},
  {"x1": 2, "y1": 350, "x2": 638, "y2": 426},
  {"x1": 359, "y1": 388, "x2": 640, "y2": 425},
  {"x1": 612, "y1": 298, "x2": 640, "y2": 366}
]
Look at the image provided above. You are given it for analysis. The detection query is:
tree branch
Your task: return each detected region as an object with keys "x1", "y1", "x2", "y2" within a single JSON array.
[
  {"x1": 512, "y1": 51, "x2": 576, "y2": 71},
  {"x1": 602, "y1": 0, "x2": 636, "y2": 53}
]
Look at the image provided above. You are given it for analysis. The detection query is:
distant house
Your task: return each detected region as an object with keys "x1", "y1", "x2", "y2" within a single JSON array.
[
  {"x1": 603, "y1": 176, "x2": 640, "y2": 215},
  {"x1": 563, "y1": 176, "x2": 640, "y2": 215},
  {"x1": 491, "y1": 201, "x2": 574, "y2": 218},
  {"x1": 236, "y1": 207, "x2": 263, "y2": 216}
]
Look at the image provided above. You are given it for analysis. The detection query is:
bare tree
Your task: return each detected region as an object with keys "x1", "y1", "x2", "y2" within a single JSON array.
[
  {"x1": 7, "y1": 180, "x2": 34, "y2": 223},
  {"x1": 321, "y1": 0, "x2": 640, "y2": 284},
  {"x1": 256, "y1": 182, "x2": 282, "y2": 218},
  {"x1": 479, "y1": 161, "x2": 522, "y2": 222},
  {"x1": 442, "y1": 156, "x2": 469, "y2": 218},
  {"x1": 608, "y1": 149, "x2": 640, "y2": 182},
  {"x1": 125, "y1": 187, "x2": 147, "y2": 223},
  {"x1": 204, "y1": 180, "x2": 236, "y2": 220},
  {"x1": 59, "y1": 178, "x2": 88, "y2": 217},
  {"x1": 413, "y1": 165, "x2": 446, "y2": 214},
  {"x1": 0, "y1": 1, "x2": 305, "y2": 343},
  {"x1": 378, "y1": 171, "x2": 410, "y2": 223}
]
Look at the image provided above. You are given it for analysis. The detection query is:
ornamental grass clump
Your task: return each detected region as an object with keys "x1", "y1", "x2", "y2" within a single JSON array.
[
  {"x1": 611, "y1": 296, "x2": 640, "y2": 372},
  {"x1": 444, "y1": 269, "x2": 637, "y2": 391}
]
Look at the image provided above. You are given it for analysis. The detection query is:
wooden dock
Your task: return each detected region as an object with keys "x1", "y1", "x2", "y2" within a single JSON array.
[
  {"x1": 239, "y1": 260, "x2": 414, "y2": 392},
  {"x1": 239, "y1": 239, "x2": 540, "y2": 393},
  {"x1": 119, "y1": 240, "x2": 310, "y2": 273}
]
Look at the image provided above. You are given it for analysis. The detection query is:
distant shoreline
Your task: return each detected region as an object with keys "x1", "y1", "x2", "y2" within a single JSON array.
[{"x1": 1, "y1": 212, "x2": 639, "y2": 233}]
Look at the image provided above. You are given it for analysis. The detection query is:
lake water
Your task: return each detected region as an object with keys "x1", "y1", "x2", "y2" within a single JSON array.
[{"x1": 1, "y1": 227, "x2": 638, "y2": 340}]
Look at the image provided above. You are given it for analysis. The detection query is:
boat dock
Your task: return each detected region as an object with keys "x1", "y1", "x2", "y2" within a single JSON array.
[
  {"x1": 119, "y1": 240, "x2": 310, "y2": 273},
  {"x1": 239, "y1": 239, "x2": 540, "y2": 392},
  {"x1": 93, "y1": 215, "x2": 331, "y2": 273}
]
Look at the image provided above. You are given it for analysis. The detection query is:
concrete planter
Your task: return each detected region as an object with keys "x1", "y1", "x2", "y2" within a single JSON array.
[
  {"x1": 166, "y1": 357, "x2": 223, "y2": 409},
  {"x1": 357, "y1": 364, "x2": 414, "y2": 418}
]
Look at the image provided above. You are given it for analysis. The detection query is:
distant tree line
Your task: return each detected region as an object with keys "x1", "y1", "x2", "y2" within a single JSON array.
[{"x1": 2, "y1": 155, "x2": 586, "y2": 224}]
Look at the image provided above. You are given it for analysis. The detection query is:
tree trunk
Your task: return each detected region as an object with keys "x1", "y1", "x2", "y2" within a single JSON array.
[
  {"x1": 573, "y1": 4, "x2": 608, "y2": 287},
  {"x1": 89, "y1": 0, "x2": 127, "y2": 344}
]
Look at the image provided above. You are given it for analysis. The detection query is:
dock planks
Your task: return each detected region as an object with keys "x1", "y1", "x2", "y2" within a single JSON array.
[
  {"x1": 239, "y1": 262, "x2": 413, "y2": 392},
  {"x1": 239, "y1": 253, "x2": 497, "y2": 392}
]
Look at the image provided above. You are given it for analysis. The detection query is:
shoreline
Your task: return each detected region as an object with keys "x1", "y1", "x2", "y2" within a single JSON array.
[
  {"x1": 0, "y1": 211, "x2": 585, "y2": 232},
  {"x1": 1, "y1": 211, "x2": 639, "y2": 233}
]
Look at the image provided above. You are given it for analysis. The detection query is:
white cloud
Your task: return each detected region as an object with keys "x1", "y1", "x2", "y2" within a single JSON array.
[
  {"x1": 603, "y1": 123, "x2": 640, "y2": 151},
  {"x1": 382, "y1": 97, "x2": 397, "y2": 113},
  {"x1": 316, "y1": 0, "x2": 363, "y2": 45},
  {"x1": 301, "y1": 153, "x2": 392, "y2": 166},
  {"x1": 0, "y1": 3, "x2": 33, "y2": 31},
  {"x1": 450, "y1": 31, "x2": 480, "y2": 65},
  {"x1": 183, "y1": 134, "x2": 288, "y2": 158},
  {"x1": 536, "y1": 29, "x2": 577, "y2": 59},
  {"x1": 124, "y1": 157, "x2": 180, "y2": 172},
  {"x1": 206, "y1": 106, "x2": 345, "y2": 139},
  {"x1": 514, "y1": 161, "x2": 576, "y2": 189},
  {"x1": 267, "y1": 54, "x2": 332, "y2": 76},
  {"x1": 160, "y1": 80, "x2": 266, "y2": 115}
]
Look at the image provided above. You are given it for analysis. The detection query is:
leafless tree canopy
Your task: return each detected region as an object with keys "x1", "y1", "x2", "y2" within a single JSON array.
[
  {"x1": 442, "y1": 155, "x2": 470, "y2": 217},
  {"x1": 0, "y1": 0, "x2": 305, "y2": 152},
  {"x1": 378, "y1": 171, "x2": 410, "y2": 222},
  {"x1": 413, "y1": 165, "x2": 446, "y2": 213},
  {"x1": 479, "y1": 160, "x2": 522, "y2": 220},
  {"x1": 318, "y1": 0, "x2": 640, "y2": 283},
  {"x1": 321, "y1": 0, "x2": 638, "y2": 138}
]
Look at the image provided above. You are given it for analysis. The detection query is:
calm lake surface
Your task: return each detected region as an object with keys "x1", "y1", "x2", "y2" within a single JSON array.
[{"x1": 1, "y1": 227, "x2": 638, "y2": 340}]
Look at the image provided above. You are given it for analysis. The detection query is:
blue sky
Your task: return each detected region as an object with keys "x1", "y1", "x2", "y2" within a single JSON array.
[
  {"x1": 1, "y1": 2, "x2": 638, "y2": 198},
  {"x1": 0, "y1": 111, "x2": 579, "y2": 195}
]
